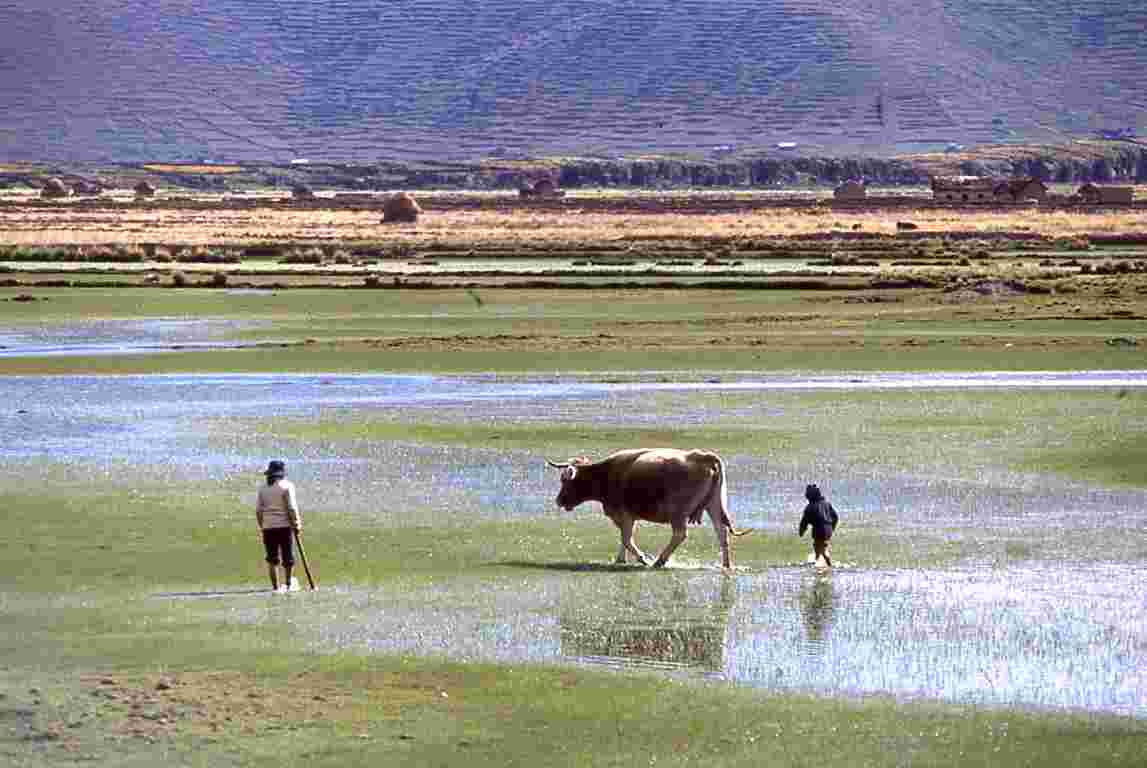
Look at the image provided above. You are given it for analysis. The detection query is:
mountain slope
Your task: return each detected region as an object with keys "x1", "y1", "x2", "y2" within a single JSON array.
[{"x1": 1, "y1": 0, "x2": 1144, "y2": 162}]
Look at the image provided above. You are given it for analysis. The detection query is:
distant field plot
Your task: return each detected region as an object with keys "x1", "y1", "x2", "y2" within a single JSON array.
[{"x1": 2, "y1": 194, "x2": 1147, "y2": 249}]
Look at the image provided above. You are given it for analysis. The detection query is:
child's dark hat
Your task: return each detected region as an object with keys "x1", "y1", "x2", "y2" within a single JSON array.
[{"x1": 264, "y1": 460, "x2": 286, "y2": 478}]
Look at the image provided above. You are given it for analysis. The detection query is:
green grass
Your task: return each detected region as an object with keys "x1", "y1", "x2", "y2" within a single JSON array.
[
  {"x1": 1, "y1": 340, "x2": 1142, "y2": 376},
  {"x1": 8, "y1": 650, "x2": 1145, "y2": 768},
  {"x1": 4, "y1": 472, "x2": 1142, "y2": 765},
  {"x1": 0, "y1": 472, "x2": 940, "y2": 598},
  {"x1": 1022, "y1": 433, "x2": 1147, "y2": 486},
  {"x1": 4, "y1": 472, "x2": 1143, "y2": 767},
  {"x1": 2, "y1": 286, "x2": 1144, "y2": 375},
  {"x1": 237, "y1": 387, "x2": 1147, "y2": 489}
]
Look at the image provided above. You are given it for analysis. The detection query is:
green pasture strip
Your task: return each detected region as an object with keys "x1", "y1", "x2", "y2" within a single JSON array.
[
  {"x1": 2, "y1": 284, "x2": 1144, "y2": 374},
  {"x1": 238, "y1": 420, "x2": 806, "y2": 460},
  {"x1": 8, "y1": 284, "x2": 1147, "y2": 337},
  {"x1": 1022, "y1": 433, "x2": 1147, "y2": 487},
  {"x1": 6, "y1": 285, "x2": 1145, "y2": 341},
  {"x1": 0, "y1": 286, "x2": 814, "y2": 323},
  {"x1": 1, "y1": 342, "x2": 1141, "y2": 376},
  {"x1": 862, "y1": 317, "x2": 1147, "y2": 339}
]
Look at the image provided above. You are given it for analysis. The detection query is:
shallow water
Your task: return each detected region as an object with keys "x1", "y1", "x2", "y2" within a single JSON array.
[
  {"x1": 0, "y1": 318, "x2": 272, "y2": 357},
  {"x1": 212, "y1": 561, "x2": 1147, "y2": 717},
  {"x1": 5, "y1": 372, "x2": 1147, "y2": 717}
]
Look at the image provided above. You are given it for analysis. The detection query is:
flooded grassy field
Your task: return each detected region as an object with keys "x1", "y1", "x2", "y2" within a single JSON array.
[{"x1": 4, "y1": 371, "x2": 1146, "y2": 725}]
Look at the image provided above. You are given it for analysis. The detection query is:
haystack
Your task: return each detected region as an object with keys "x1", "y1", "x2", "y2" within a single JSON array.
[
  {"x1": 41, "y1": 177, "x2": 71, "y2": 198},
  {"x1": 382, "y1": 191, "x2": 421, "y2": 223},
  {"x1": 519, "y1": 178, "x2": 565, "y2": 198},
  {"x1": 291, "y1": 183, "x2": 316, "y2": 200}
]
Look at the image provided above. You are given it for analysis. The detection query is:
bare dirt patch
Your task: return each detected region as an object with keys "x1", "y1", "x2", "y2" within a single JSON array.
[{"x1": 3, "y1": 669, "x2": 444, "y2": 761}]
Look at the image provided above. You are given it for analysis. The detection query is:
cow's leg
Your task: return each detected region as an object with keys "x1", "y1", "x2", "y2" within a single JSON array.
[
  {"x1": 708, "y1": 508, "x2": 732, "y2": 569},
  {"x1": 607, "y1": 510, "x2": 629, "y2": 563},
  {"x1": 613, "y1": 513, "x2": 650, "y2": 565},
  {"x1": 652, "y1": 522, "x2": 687, "y2": 568},
  {"x1": 706, "y1": 480, "x2": 734, "y2": 569}
]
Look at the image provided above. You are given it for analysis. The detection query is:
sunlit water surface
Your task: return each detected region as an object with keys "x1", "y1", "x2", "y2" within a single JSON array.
[{"x1": 5, "y1": 372, "x2": 1146, "y2": 718}]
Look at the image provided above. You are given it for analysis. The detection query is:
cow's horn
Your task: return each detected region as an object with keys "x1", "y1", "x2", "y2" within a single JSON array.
[{"x1": 546, "y1": 458, "x2": 570, "y2": 469}]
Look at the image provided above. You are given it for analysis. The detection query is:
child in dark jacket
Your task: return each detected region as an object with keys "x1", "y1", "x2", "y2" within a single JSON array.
[{"x1": 798, "y1": 484, "x2": 839, "y2": 568}]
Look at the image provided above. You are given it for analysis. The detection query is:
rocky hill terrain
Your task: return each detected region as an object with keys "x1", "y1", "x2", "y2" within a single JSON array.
[{"x1": 1, "y1": 0, "x2": 1144, "y2": 164}]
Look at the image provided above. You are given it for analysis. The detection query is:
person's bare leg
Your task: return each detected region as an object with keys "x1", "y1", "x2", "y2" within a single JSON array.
[
  {"x1": 267, "y1": 563, "x2": 279, "y2": 591},
  {"x1": 283, "y1": 566, "x2": 294, "y2": 590}
]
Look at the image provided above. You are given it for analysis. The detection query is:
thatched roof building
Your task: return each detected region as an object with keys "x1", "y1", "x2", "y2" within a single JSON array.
[
  {"x1": 931, "y1": 176, "x2": 995, "y2": 203},
  {"x1": 992, "y1": 177, "x2": 1047, "y2": 202},
  {"x1": 932, "y1": 176, "x2": 1047, "y2": 203},
  {"x1": 1077, "y1": 184, "x2": 1133, "y2": 204}
]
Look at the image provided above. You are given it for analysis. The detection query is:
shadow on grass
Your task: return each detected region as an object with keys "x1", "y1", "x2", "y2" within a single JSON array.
[
  {"x1": 495, "y1": 560, "x2": 649, "y2": 573},
  {"x1": 150, "y1": 588, "x2": 271, "y2": 599},
  {"x1": 495, "y1": 559, "x2": 750, "y2": 573}
]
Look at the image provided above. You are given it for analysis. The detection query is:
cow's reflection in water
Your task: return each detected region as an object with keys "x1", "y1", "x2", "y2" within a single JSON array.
[
  {"x1": 799, "y1": 574, "x2": 836, "y2": 645},
  {"x1": 560, "y1": 576, "x2": 735, "y2": 672}
]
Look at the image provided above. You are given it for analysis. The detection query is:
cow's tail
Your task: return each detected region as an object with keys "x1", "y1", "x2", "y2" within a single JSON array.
[{"x1": 712, "y1": 453, "x2": 752, "y2": 537}]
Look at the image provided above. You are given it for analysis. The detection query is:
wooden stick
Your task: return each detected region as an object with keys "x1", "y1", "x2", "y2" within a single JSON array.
[{"x1": 293, "y1": 529, "x2": 316, "y2": 590}]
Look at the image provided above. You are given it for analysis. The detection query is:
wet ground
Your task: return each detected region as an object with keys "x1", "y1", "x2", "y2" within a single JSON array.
[
  {"x1": 5, "y1": 371, "x2": 1147, "y2": 718},
  {"x1": 0, "y1": 317, "x2": 270, "y2": 357}
]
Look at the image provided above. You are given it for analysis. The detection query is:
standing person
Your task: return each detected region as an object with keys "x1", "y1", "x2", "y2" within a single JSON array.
[
  {"x1": 256, "y1": 460, "x2": 303, "y2": 592},
  {"x1": 798, "y1": 483, "x2": 839, "y2": 568}
]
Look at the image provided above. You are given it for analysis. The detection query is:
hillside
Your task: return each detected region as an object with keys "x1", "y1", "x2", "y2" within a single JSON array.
[{"x1": 1, "y1": 0, "x2": 1144, "y2": 163}]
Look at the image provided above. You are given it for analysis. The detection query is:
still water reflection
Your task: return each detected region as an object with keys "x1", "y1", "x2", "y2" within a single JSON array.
[{"x1": 225, "y1": 560, "x2": 1147, "y2": 717}]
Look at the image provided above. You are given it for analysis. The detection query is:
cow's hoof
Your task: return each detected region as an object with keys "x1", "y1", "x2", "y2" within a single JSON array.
[{"x1": 652, "y1": 559, "x2": 667, "y2": 569}]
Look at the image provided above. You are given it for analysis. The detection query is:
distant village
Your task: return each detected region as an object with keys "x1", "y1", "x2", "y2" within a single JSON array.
[{"x1": 834, "y1": 177, "x2": 1136, "y2": 205}]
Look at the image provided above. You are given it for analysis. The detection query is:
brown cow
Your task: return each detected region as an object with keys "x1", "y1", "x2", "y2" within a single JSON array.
[{"x1": 547, "y1": 448, "x2": 749, "y2": 569}]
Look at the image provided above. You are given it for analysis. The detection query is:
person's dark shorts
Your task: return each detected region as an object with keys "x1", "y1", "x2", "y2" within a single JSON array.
[{"x1": 262, "y1": 527, "x2": 295, "y2": 567}]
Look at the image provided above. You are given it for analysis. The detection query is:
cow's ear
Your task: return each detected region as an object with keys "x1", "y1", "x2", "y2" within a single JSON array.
[{"x1": 561, "y1": 466, "x2": 577, "y2": 482}]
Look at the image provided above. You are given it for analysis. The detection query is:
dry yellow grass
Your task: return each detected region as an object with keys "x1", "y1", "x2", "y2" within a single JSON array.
[
  {"x1": 0, "y1": 203, "x2": 1145, "y2": 248},
  {"x1": 141, "y1": 164, "x2": 244, "y2": 174}
]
